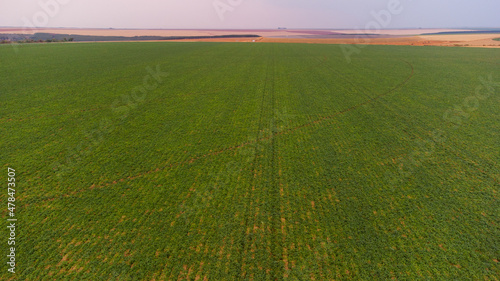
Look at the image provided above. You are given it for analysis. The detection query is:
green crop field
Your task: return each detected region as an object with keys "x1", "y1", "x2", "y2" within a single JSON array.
[{"x1": 1, "y1": 42, "x2": 499, "y2": 280}]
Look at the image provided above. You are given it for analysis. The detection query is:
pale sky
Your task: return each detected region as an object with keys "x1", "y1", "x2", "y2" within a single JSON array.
[{"x1": 1, "y1": 0, "x2": 499, "y2": 29}]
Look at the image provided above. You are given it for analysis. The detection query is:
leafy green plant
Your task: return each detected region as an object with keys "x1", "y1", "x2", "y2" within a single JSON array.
[{"x1": 0, "y1": 42, "x2": 498, "y2": 280}]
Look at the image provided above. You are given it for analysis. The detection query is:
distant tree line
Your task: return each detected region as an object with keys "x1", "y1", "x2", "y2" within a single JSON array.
[
  {"x1": 0, "y1": 32, "x2": 260, "y2": 43},
  {"x1": 0, "y1": 37, "x2": 74, "y2": 44}
]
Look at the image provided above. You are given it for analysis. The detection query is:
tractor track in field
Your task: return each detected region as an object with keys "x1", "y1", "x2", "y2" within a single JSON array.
[
  {"x1": 49, "y1": 55, "x2": 498, "y2": 204},
  {"x1": 268, "y1": 45, "x2": 283, "y2": 280},
  {"x1": 238, "y1": 45, "x2": 272, "y2": 279},
  {"x1": 84, "y1": 59, "x2": 415, "y2": 190}
]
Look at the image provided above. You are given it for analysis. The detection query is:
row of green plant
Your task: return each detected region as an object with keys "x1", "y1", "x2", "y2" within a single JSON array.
[{"x1": 0, "y1": 42, "x2": 498, "y2": 280}]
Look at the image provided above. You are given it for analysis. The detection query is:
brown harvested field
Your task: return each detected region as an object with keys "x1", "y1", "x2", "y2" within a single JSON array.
[
  {"x1": 259, "y1": 34, "x2": 500, "y2": 48},
  {"x1": 418, "y1": 34, "x2": 500, "y2": 48},
  {"x1": 418, "y1": 34, "x2": 500, "y2": 41},
  {"x1": 167, "y1": 37, "x2": 262, "y2": 43},
  {"x1": 259, "y1": 37, "x2": 422, "y2": 45},
  {"x1": 330, "y1": 28, "x2": 475, "y2": 36}
]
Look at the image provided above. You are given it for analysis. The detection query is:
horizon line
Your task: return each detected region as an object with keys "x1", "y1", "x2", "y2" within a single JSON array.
[{"x1": 1, "y1": 26, "x2": 500, "y2": 31}]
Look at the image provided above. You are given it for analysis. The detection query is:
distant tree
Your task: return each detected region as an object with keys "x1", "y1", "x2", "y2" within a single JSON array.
[
  {"x1": 63, "y1": 37, "x2": 67, "y2": 42},
  {"x1": 68, "y1": 38, "x2": 74, "y2": 42}
]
